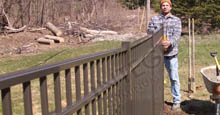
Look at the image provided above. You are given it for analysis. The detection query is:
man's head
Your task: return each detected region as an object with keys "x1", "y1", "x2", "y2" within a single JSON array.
[{"x1": 160, "y1": 0, "x2": 172, "y2": 15}]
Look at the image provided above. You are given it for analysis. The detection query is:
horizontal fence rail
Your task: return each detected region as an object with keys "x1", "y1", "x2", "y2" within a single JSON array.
[{"x1": 0, "y1": 28, "x2": 164, "y2": 115}]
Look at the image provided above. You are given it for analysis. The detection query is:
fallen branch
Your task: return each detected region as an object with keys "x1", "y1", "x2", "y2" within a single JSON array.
[
  {"x1": 27, "y1": 27, "x2": 46, "y2": 32},
  {"x1": 80, "y1": 27, "x2": 118, "y2": 35},
  {"x1": 4, "y1": 25, "x2": 27, "y2": 33}
]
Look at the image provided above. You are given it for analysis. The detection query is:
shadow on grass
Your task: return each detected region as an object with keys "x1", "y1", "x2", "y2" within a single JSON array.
[{"x1": 166, "y1": 99, "x2": 216, "y2": 115}]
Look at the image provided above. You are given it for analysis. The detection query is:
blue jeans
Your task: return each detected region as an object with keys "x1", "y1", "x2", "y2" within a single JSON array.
[{"x1": 164, "y1": 56, "x2": 181, "y2": 104}]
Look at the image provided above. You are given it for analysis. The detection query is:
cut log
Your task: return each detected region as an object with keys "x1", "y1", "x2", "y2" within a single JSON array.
[
  {"x1": 28, "y1": 27, "x2": 46, "y2": 32},
  {"x1": 44, "y1": 35, "x2": 64, "y2": 43},
  {"x1": 79, "y1": 27, "x2": 118, "y2": 35},
  {"x1": 37, "y1": 37, "x2": 55, "y2": 45},
  {"x1": 46, "y1": 22, "x2": 63, "y2": 36},
  {"x1": 101, "y1": 31, "x2": 118, "y2": 35}
]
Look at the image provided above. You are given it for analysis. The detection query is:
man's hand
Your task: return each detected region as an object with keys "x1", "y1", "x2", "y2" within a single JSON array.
[{"x1": 161, "y1": 40, "x2": 171, "y2": 48}]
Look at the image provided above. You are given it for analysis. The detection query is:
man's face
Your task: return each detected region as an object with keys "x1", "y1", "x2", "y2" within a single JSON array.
[{"x1": 161, "y1": 2, "x2": 172, "y2": 14}]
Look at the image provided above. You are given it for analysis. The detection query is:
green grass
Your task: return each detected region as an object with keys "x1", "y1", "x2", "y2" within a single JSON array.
[{"x1": 0, "y1": 40, "x2": 121, "y2": 75}]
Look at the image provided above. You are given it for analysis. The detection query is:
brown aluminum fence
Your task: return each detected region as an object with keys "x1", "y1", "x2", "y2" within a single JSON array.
[{"x1": 0, "y1": 28, "x2": 164, "y2": 115}]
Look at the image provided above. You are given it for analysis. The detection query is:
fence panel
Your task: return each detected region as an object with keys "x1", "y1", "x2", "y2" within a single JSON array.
[{"x1": 0, "y1": 28, "x2": 163, "y2": 115}]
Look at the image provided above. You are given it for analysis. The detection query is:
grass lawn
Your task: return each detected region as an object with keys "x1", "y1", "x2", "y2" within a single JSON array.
[{"x1": 0, "y1": 40, "x2": 121, "y2": 75}]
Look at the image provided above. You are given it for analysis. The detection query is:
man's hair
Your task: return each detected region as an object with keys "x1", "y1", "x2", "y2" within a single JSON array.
[{"x1": 160, "y1": 0, "x2": 172, "y2": 6}]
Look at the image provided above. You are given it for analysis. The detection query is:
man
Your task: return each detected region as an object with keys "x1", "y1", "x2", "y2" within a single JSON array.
[{"x1": 147, "y1": 0, "x2": 182, "y2": 111}]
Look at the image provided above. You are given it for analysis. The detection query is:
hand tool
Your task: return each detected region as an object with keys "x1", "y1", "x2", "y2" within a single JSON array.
[
  {"x1": 163, "y1": 36, "x2": 167, "y2": 51},
  {"x1": 210, "y1": 52, "x2": 220, "y2": 76}
]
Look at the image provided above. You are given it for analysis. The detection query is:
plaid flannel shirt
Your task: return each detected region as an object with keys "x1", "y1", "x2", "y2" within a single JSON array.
[{"x1": 147, "y1": 14, "x2": 182, "y2": 57}]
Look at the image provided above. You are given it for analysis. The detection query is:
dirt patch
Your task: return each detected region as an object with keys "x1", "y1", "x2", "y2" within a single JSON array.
[{"x1": 0, "y1": 30, "x2": 79, "y2": 56}]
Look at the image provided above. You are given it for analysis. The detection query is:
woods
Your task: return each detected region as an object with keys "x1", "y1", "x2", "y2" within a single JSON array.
[
  {"x1": 172, "y1": 0, "x2": 220, "y2": 33},
  {"x1": 0, "y1": 0, "x2": 80, "y2": 27},
  {"x1": 121, "y1": 0, "x2": 220, "y2": 33},
  {"x1": 0, "y1": 0, "x2": 117, "y2": 32}
]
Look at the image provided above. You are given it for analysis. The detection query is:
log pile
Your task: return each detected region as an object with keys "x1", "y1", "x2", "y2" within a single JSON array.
[
  {"x1": 0, "y1": 9, "x2": 119, "y2": 45},
  {"x1": 62, "y1": 21, "x2": 118, "y2": 44},
  {"x1": 37, "y1": 22, "x2": 65, "y2": 45}
]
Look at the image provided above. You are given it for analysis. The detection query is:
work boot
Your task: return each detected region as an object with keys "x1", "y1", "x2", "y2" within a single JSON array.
[{"x1": 171, "y1": 103, "x2": 180, "y2": 111}]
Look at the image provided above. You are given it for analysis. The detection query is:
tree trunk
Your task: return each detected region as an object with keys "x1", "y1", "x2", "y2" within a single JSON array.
[
  {"x1": 146, "y1": 0, "x2": 150, "y2": 30},
  {"x1": 0, "y1": 0, "x2": 3, "y2": 12}
]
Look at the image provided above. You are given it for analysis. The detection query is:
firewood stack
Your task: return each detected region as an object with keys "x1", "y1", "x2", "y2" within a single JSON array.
[{"x1": 37, "y1": 22, "x2": 64, "y2": 45}]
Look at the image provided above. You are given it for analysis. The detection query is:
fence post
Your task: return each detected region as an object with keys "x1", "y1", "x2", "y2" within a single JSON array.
[
  {"x1": 188, "y1": 18, "x2": 196, "y2": 93},
  {"x1": 122, "y1": 41, "x2": 132, "y2": 115},
  {"x1": 192, "y1": 18, "x2": 196, "y2": 93},
  {"x1": 188, "y1": 18, "x2": 192, "y2": 92}
]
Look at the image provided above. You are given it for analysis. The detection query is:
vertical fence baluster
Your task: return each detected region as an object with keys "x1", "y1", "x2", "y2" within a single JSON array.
[
  {"x1": 138, "y1": 44, "x2": 140, "y2": 59},
  {"x1": 23, "y1": 81, "x2": 33, "y2": 115},
  {"x1": 65, "y1": 69, "x2": 72, "y2": 107},
  {"x1": 75, "y1": 66, "x2": 82, "y2": 115},
  {"x1": 90, "y1": 61, "x2": 96, "y2": 115},
  {"x1": 107, "y1": 56, "x2": 112, "y2": 115},
  {"x1": 115, "y1": 54, "x2": 118, "y2": 76},
  {"x1": 121, "y1": 52, "x2": 125, "y2": 115},
  {"x1": 138, "y1": 43, "x2": 141, "y2": 58},
  {"x1": 83, "y1": 63, "x2": 90, "y2": 115},
  {"x1": 54, "y1": 72, "x2": 62, "y2": 113},
  {"x1": 65, "y1": 69, "x2": 72, "y2": 115},
  {"x1": 115, "y1": 54, "x2": 120, "y2": 115},
  {"x1": 102, "y1": 57, "x2": 107, "y2": 115},
  {"x1": 96, "y1": 59, "x2": 102, "y2": 115},
  {"x1": 40, "y1": 76, "x2": 49, "y2": 115},
  {"x1": 1, "y1": 88, "x2": 12, "y2": 115},
  {"x1": 133, "y1": 47, "x2": 136, "y2": 64},
  {"x1": 142, "y1": 42, "x2": 144, "y2": 57},
  {"x1": 111, "y1": 55, "x2": 115, "y2": 114},
  {"x1": 136, "y1": 46, "x2": 138, "y2": 62},
  {"x1": 135, "y1": 46, "x2": 137, "y2": 62},
  {"x1": 119, "y1": 53, "x2": 123, "y2": 115},
  {"x1": 123, "y1": 52, "x2": 126, "y2": 115},
  {"x1": 132, "y1": 50, "x2": 136, "y2": 115}
]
